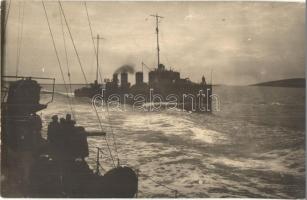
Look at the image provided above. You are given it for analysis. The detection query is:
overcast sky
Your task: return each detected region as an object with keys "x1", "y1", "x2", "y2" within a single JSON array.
[{"x1": 4, "y1": 1, "x2": 305, "y2": 85}]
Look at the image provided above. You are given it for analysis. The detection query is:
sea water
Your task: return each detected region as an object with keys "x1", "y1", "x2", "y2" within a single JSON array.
[{"x1": 39, "y1": 85, "x2": 305, "y2": 198}]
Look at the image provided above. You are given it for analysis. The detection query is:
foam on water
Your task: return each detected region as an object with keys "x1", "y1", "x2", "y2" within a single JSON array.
[
  {"x1": 39, "y1": 85, "x2": 305, "y2": 198},
  {"x1": 189, "y1": 127, "x2": 227, "y2": 144}
]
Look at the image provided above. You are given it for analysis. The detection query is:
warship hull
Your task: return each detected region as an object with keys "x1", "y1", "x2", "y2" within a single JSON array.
[{"x1": 103, "y1": 70, "x2": 213, "y2": 113}]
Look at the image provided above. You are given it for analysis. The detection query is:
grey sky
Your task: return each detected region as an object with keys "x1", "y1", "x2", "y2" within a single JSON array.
[{"x1": 4, "y1": 1, "x2": 305, "y2": 85}]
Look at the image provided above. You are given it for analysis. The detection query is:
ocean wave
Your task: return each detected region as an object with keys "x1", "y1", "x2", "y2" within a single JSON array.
[{"x1": 189, "y1": 127, "x2": 227, "y2": 144}]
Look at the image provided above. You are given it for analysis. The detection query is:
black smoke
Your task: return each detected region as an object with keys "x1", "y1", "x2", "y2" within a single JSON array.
[{"x1": 114, "y1": 64, "x2": 135, "y2": 74}]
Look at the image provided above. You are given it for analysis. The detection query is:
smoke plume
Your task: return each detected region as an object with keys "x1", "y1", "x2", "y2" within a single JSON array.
[{"x1": 114, "y1": 64, "x2": 135, "y2": 74}]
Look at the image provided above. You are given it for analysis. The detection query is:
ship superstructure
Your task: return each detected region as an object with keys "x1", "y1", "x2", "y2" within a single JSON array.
[
  {"x1": 103, "y1": 14, "x2": 212, "y2": 112},
  {"x1": 1, "y1": 76, "x2": 138, "y2": 197}
]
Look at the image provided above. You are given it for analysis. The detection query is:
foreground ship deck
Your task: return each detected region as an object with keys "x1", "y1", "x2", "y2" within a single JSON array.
[{"x1": 1, "y1": 76, "x2": 138, "y2": 197}]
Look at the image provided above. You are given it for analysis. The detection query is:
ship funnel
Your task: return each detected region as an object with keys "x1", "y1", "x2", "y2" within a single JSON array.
[
  {"x1": 135, "y1": 72, "x2": 143, "y2": 85},
  {"x1": 113, "y1": 73, "x2": 118, "y2": 84},
  {"x1": 121, "y1": 72, "x2": 128, "y2": 87}
]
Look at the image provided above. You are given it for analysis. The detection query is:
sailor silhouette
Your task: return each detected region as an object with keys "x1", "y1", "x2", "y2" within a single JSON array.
[{"x1": 47, "y1": 115, "x2": 59, "y2": 144}]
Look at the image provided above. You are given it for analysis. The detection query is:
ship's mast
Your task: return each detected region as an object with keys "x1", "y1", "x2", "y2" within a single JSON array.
[
  {"x1": 1, "y1": 0, "x2": 6, "y2": 73},
  {"x1": 93, "y1": 34, "x2": 104, "y2": 83},
  {"x1": 1, "y1": 0, "x2": 6, "y2": 185},
  {"x1": 150, "y1": 14, "x2": 163, "y2": 69}
]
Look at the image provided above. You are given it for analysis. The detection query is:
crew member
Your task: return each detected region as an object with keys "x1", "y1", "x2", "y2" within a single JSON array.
[
  {"x1": 47, "y1": 115, "x2": 59, "y2": 144},
  {"x1": 65, "y1": 114, "x2": 76, "y2": 127}
]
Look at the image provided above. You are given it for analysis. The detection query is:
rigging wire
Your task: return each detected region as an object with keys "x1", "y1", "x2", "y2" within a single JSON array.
[
  {"x1": 142, "y1": 62, "x2": 153, "y2": 71},
  {"x1": 142, "y1": 173, "x2": 178, "y2": 194},
  {"x1": 17, "y1": 1, "x2": 25, "y2": 75},
  {"x1": 15, "y1": 1, "x2": 20, "y2": 77},
  {"x1": 41, "y1": 0, "x2": 75, "y2": 119},
  {"x1": 58, "y1": 3, "x2": 77, "y2": 120},
  {"x1": 3, "y1": 0, "x2": 11, "y2": 73},
  {"x1": 88, "y1": 147, "x2": 114, "y2": 169},
  {"x1": 84, "y1": 2, "x2": 103, "y2": 83},
  {"x1": 58, "y1": 0, "x2": 88, "y2": 85},
  {"x1": 15, "y1": 1, "x2": 24, "y2": 77},
  {"x1": 84, "y1": 2, "x2": 119, "y2": 166},
  {"x1": 136, "y1": 170, "x2": 180, "y2": 198},
  {"x1": 93, "y1": 40, "x2": 120, "y2": 164},
  {"x1": 59, "y1": 5, "x2": 70, "y2": 87},
  {"x1": 92, "y1": 99, "x2": 116, "y2": 168},
  {"x1": 4, "y1": 0, "x2": 11, "y2": 30},
  {"x1": 105, "y1": 104, "x2": 120, "y2": 166}
]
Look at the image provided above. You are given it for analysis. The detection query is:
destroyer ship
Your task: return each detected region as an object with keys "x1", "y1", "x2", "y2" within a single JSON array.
[
  {"x1": 75, "y1": 15, "x2": 213, "y2": 112},
  {"x1": 103, "y1": 14, "x2": 213, "y2": 112}
]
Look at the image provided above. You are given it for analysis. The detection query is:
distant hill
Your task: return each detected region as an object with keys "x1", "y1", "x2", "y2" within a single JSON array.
[{"x1": 251, "y1": 78, "x2": 305, "y2": 88}]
